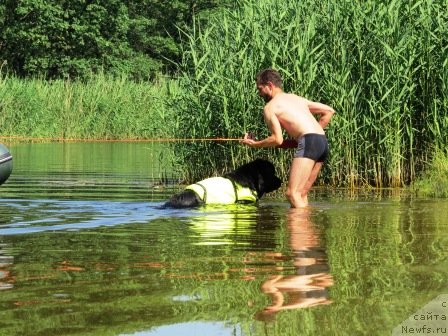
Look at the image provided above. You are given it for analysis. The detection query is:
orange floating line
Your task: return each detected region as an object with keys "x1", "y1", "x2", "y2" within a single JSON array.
[{"x1": 0, "y1": 135, "x2": 242, "y2": 143}]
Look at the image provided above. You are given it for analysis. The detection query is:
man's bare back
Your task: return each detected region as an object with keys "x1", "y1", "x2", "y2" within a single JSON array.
[{"x1": 264, "y1": 93, "x2": 325, "y2": 139}]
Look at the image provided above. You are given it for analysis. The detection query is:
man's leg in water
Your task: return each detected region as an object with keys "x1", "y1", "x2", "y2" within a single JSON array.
[
  {"x1": 286, "y1": 157, "x2": 315, "y2": 208},
  {"x1": 301, "y1": 162, "x2": 323, "y2": 205}
]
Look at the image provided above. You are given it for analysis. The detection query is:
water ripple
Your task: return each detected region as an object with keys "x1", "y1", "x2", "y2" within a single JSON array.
[{"x1": 0, "y1": 199, "x2": 168, "y2": 235}]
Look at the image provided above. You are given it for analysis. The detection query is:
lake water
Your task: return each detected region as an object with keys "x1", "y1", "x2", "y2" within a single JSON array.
[{"x1": 1, "y1": 142, "x2": 447, "y2": 336}]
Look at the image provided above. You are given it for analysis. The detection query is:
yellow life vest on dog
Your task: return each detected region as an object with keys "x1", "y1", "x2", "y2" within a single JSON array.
[{"x1": 185, "y1": 177, "x2": 258, "y2": 204}]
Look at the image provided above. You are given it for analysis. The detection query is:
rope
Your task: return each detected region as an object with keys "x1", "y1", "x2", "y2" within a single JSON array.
[{"x1": 0, "y1": 135, "x2": 242, "y2": 143}]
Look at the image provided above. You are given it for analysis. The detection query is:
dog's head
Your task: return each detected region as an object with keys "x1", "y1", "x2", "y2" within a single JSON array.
[{"x1": 224, "y1": 159, "x2": 282, "y2": 198}]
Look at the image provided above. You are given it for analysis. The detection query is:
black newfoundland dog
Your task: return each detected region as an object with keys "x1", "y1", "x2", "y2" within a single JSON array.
[{"x1": 164, "y1": 159, "x2": 282, "y2": 208}]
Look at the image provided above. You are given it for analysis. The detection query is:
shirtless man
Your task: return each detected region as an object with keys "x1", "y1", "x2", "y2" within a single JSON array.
[{"x1": 241, "y1": 68, "x2": 335, "y2": 207}]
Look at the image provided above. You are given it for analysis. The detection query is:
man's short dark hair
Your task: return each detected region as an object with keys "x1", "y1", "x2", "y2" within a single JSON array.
[{"x1": 255, "y1": 68, "x2": 282, "y2": 87}]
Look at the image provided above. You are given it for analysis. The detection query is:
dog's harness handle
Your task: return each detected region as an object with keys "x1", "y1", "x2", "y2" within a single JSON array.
[
  {"x1": 194, "y1": 182, "x2": 208, "y2": 202},
  {"x1": 231, "y1": 181, "x2": 239, "y2": 202}
]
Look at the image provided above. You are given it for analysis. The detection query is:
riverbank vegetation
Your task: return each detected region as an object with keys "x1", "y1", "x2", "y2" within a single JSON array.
[
  {"x1": 0, "y1": 72, "x2": 178, "y2": 140},
  {"x1": 1, "y1": 0, "x2": 447, "y2": 189},
  {"x1": 411, "y1": 149, "x2": 448, "y2": 197}
]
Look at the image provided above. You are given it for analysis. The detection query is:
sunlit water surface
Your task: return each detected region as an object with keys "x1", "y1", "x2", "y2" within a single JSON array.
[{"x1": 1, "y1": 142, "x2": 447, "y2": 336}]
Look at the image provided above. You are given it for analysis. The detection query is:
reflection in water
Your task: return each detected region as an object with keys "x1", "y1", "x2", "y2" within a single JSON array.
[
  {"x1": 121, "y1": 321, "x2": 243, "y2": 336},
  {"x1": 1, "y1": 141, "x2": 178, "y2": 201},
  {"x1": 0, "y1": 243, "x2": 14, "y2": 290},
  {"x1": 187, "y1": 206, "x2": 257, "y2": 246},
  {"x1": 255, "y1": 208, "x2": 333, "y2": 321}
]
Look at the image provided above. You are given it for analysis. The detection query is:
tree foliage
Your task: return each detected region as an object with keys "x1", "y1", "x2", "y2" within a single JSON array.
[{"x1": 0, "y1": 0, "x2": 230, "y2": 79}]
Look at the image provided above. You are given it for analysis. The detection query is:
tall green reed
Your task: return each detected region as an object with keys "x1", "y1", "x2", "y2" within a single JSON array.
[{"x1": 173, "y1": 0, "x2": 448, "y2": 186}]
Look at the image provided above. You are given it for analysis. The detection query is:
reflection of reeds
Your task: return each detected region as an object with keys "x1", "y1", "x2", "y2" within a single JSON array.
[{"x1": 174, "y1": 0, "x2": 448, "y2": 186}]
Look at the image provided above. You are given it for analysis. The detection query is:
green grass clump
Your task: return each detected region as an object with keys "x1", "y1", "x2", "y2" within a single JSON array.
[{"x1": 411, "y1": 149, "x2": 448, "y2": 197}]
